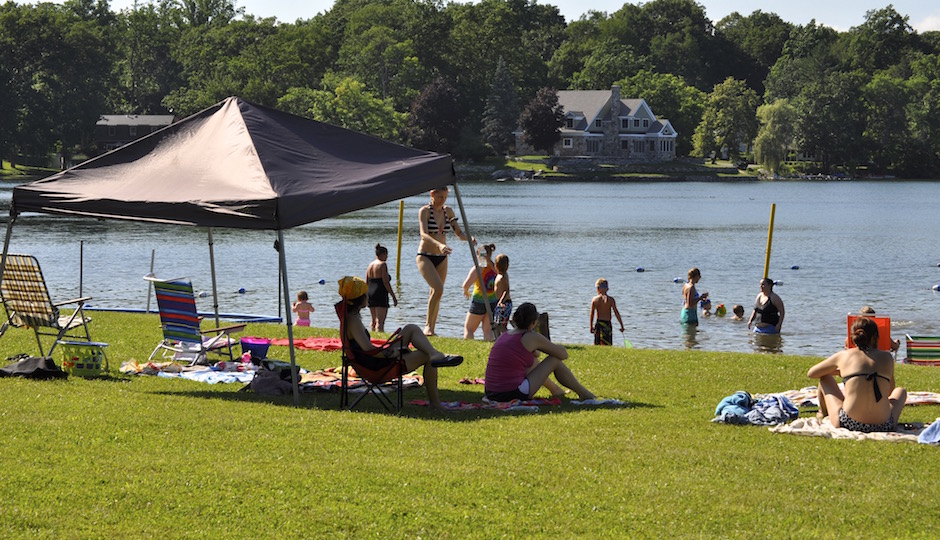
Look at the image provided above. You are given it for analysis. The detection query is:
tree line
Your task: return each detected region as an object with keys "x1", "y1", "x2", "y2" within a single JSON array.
[{"x1": 2, "y1": 0, "x2": 939, "y2": 177}]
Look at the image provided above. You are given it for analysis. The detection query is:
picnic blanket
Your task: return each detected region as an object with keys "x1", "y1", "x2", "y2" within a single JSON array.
[
  {"x1": 268, "y1": 337, "x2": 386, "y2": 351},
  {"x1": 119, "y1": 359, "x2": 259, "y2": 384},
  {"x1": 409, "y1": 396, "x2": 625, "y2": 412},
  {"x1": 760, "y1": 386, "x2": 940, "y2": 408},
  {"x1": 769, "y1": 416, "x2": 937, "y2": 444},
  {"x1": 299, "y1": 366, "x2": 423, "y2": 393}
]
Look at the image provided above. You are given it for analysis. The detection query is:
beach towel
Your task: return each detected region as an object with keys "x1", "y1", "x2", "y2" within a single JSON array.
[
  {"x1": 759, "y1": 386, "x2": 940, "y2": 408},
  {"x1": 712, "y1": 391, "x2": 798, "y2": 425},
  {"x1": 769, "y1": 416, "x2": 932, "y2": 444},
  {"x1": 299, "y1": 366, "x2": 423, "y2": 393},
  {"x1": 917, "y1": 419, "x2": 940, "y2": 445},
  {"x1": 268, "y1": 337, "x2": 386, "y2": 351},
  {"x1": 120, "y1": 359, "x2": 259, "y2": 383}
]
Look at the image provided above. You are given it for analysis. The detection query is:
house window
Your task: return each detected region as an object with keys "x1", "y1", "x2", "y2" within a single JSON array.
[
  {"x1": 563, "y1": 138, "x2": 572, "y2": 148},
  {"x1": 648, "y1": 140, "x2": 655, "y2": 152},
  {"x1": 129, "y1": 126, "x2": 137, "y2": 137},
  {"x1": 108, "y1": 126, "x2": 115, "y2": 136},
  {"x1": 587, "y1": 139, "x2": 599, "y2": 153},
  {"x1": 566, "y1": 118, "x2": 574, "y2": 129},
  {"x1": 633, "y1": 141, "x2": 643, "y2": 152},
  {"x1": 643, "y1": 119, "x2": 649, "y2": 128},
  {"x1": 633, "y1": 119, "x2": 640, "y2": 128},
  {"x1": 621, "y1": 140, "x2": 629, "y2": 150},
  {"x1": 594, "y1": 119, "x2": 602, "y2": 128}
]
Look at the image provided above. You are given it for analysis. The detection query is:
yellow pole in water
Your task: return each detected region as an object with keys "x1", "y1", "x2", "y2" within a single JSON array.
[
  {"x1": 763, "y1": 203, "x2": 776, "y2": 279},
  {"x1": 396, "y1": 200, "x2": 404, "y2": 281}
]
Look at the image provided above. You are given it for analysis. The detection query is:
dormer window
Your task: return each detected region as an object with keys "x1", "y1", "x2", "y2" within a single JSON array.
[
  {"x1": 566, "y1": 118, "x2": 574, "y2": 129},
  {"x1": 633, "y1": 119, "x2": 640, "y2": 128},
  {"x1": 621, "y1": 118, "x2": 629, "y2": 129},
  {"x1": 594, "y1": 119, "x2": 602, "y2": 128},
  {"x1": 643, "y1": 119, "x2": 649, "y2": 128}
]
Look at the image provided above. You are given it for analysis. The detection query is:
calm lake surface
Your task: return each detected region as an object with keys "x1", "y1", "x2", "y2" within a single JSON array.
[{"x1": 2, "y1": 179, "x2": 939, "y2": 358}]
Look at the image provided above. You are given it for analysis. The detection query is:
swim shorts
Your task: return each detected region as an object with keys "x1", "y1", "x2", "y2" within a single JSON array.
[{"x1": 594, "y1": 319, "x2": 612, "y2": 346}]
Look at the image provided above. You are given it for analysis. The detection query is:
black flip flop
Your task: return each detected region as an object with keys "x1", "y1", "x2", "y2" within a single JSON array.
[{"x1": 431, "y1": 355, "x2": 463, "y2": 367}]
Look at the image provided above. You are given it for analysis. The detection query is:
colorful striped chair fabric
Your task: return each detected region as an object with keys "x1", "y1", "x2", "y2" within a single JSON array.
[
  {"x1": 0, "y1": 254, "x2": 92, "y2": 357},
  {"x1": 147, "y1": 277, "x2": 245, "y2": 365},
  {"x1": 905, "y1": 335, "x2": 940, "y2": 366}
]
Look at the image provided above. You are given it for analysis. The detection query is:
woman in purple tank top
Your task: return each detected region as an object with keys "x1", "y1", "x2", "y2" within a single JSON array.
[{"x1": 483, "y1": 302, "x2": 596, "y2": 402}]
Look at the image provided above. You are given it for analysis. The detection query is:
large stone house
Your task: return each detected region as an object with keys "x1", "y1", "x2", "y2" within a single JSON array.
[
  {"x1": 95, "y1": 114, "x2": 175, "y2": 152},
  {"x1": 515, "y1": 85, "x2": 677, "y2": 161}
]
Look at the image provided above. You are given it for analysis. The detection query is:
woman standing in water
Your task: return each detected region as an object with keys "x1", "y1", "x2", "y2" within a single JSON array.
[
  {"x1": 417, "y1": 187, "x2": 470, "y2": 336},
  {"x1": 681, "y1": 267, "x2": 707, "y2": 326}
]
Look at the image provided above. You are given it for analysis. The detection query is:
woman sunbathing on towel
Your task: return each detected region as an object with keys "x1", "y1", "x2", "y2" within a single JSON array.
[
  {"x1": 483, "y1": 302, "x2": 596, "y2": 402},
  {"x1": 339, "y1": 276, "x2": 462, "y2": 411},
  {"x1": 808, "y1": 316, "x2": 906, "y2": 433}
]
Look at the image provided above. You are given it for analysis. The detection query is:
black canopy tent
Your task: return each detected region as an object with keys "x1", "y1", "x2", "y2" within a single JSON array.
[{"x1": 1, "y1": 96, "x2": 485, "y2": 405}]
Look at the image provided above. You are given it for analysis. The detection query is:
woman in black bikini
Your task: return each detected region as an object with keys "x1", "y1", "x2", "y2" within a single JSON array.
[
  {"x1": 417, "y1": 187, "x2": 470, "y2": 336},
  {"x1": 808, "y1": 316, "x2": 907, "y2": 433}
]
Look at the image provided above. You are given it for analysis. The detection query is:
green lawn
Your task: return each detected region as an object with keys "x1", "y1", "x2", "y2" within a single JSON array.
[{"x1": 1, "y1": 311, "x2": 937, "y2": 538}]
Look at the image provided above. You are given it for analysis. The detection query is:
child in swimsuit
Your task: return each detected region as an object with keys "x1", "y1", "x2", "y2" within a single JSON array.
[
  {"x1": 590, "y1": 278, "x2": 624, "y2": 346},
  {"x1": 292, "y1": 291, "x2": 314, "y2": 327},
  {"x1": 492, "y1": 253, "x2": 512, "y2": 338},
  {"x1": 462, "y1": 243, "x2": 498, "y2": 340}
]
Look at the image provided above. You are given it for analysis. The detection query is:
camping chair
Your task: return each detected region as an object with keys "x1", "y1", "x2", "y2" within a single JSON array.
[
  {"x1": 335, "y1": 301, "x2": 407, "y2": 413},
  {"x1": 0, "y1": 254, "x2": 92, "y2": 357},
  {"x1": 904, "y1": 335, "x2": 940, "y2": 366},
  {"x1": 146, "y1": 276, "x2": 246, "y2": 366},
  {"x1": 847, "y1": 314, "x2": 895, "y2": 357}
]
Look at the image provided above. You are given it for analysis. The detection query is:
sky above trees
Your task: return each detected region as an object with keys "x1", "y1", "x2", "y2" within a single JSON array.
[{"x1": 91, "y1": 0, "x2": 940, "y2": 32}]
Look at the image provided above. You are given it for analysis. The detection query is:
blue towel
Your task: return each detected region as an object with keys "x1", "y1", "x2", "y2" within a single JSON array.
[
  {"x1": 714, "y1": 390, "x2": 754, "y2": 417},
  {"x1": 918, "y1": 419, "x2": 940, "y2": 445},
  {"x1": 746, "y1": 395, "x2": 799, "y2": 425}
]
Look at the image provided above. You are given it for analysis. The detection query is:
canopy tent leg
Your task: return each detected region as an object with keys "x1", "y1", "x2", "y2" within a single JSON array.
[
  {"x1": 277, "y1": 229, "x2": 301, "y2": 406},
  {"x1": 0, "y1": 213, "x2": 17, "y2": 293},
  {"x1": 207, "y1": 227, "x2": 220, "y2": 328},
  {"x1": 452, "y1": 183, "x2": 494, "y2": 332}
]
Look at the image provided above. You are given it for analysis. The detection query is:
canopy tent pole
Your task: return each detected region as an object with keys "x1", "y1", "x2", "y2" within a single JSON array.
[
  {"x1": 277, "y1": 229, "x2": 301, "y2": 406},
  {"x1": 207, "y1": 227, "x2": 220, "y2": 327},
  {"x1": 452, "y1": 183, "x2": 493, "y2": 330},
  {"x1": 145, "y1": 249, "x2": 155, "y2": 313},
  {"x1": 79, "y1": 240, "x2": 84, "y2": 297},
  {"x1": 0, "y1": 213, "x2": 18, "y2": 293}
]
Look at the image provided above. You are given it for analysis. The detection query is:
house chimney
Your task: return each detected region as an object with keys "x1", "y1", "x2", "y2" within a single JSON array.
[
  {"x1": 610, "y1": 85, "x2": 621, "y2": 119},
  {"x1": 611, "y1": 84, "x2": 620, "y2": 102}
]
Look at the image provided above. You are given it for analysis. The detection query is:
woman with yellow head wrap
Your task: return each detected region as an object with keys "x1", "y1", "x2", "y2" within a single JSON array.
[{"x1": 337, "y1": 276, "x2": 463, "y2": 411}]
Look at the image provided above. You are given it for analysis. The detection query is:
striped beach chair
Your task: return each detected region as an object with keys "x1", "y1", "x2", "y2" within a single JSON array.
[
  {"x1": 904, "y1": 335, "x2": 940, "y2": 366},
  {"x1": 146, "y1": 277, "x2": 245, "y2": 365},
  {"x1": 0, "y1": 254, "x2": 92, "y2": 357}
]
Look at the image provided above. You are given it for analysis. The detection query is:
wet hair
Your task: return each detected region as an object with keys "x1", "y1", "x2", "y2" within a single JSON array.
[
  {"x1": 761, "y1": 278, "x2": 774, "y2": 290},
  {"x1": 851, "y1": 316, "x2": 879, "y2": 351},
  {"x1": 375, "y1": 243, "x2": 388, "y2": 256},
  {"x1": 732, "y1": 304, "x2": 744, "y2": 316},
  {"x1": 511, "y1": 302, "x2": 540, "y2": 329},
  {"x1": 297, "y1": 290, "x2": 308, "y2": 301},
  {"x1": 495, "y1": 253, "x2": 509, "y2": 272},
  {"x1": 688, "y1": 267, "x2": 700, "y2": 280},
  {"x1": 596, "y1": 278, "x2": 608, "y2": 289},
  {"x1": 859, "y1": 305, "x2": 876, "y2": 315}
]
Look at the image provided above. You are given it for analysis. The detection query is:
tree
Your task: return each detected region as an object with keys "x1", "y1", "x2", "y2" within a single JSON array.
[
  {"x1": 753, "y1": 99, "x2": 797, "y2": 174},
  {"x1": 570, "y1": 39, "x2": 647, "y2": 90},
  {"x1": 764, "y1": 21, "x2": 840, "y2": 102},
  {"x1": 481, "y1": 57, "x2": 519, "y2": 155},
  {"x1": 693, "y1": 77, "x2": 758, "y2": 161},
  {"x1": 794, "y1": 71, "x2": 868, "y2": 173},
  {"x1": 842, "y1": 6, "x2": 914, "y2": 73},
  {"x1": 615, "y1": 70, "x2": 705, "y2": 156},
  {"x1": 278, "y1": 75, "x2": 406, "y2": 142},
  {"x1": 863, "y1": 73, "x2": 911, "y2": 173},
  {"x1": 518, "y1": 87, "x2": 563, "y2": 155},
  {"x1": 408, "y1": 78, "x2": 461, "y2": 154},
  {"x1": 715, "y1": 10, "x2": 791, "y2": 96}
]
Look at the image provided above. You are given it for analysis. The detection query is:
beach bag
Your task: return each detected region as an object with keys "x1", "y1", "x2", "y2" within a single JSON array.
[
  {"x1": 248, "y1": 368, "x2": 292, "y2": 395},
  {"x1": 0, "y1": 356, "x2": 68, "y2": 379}
]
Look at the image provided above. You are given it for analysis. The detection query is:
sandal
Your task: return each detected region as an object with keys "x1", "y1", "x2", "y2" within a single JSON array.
[{"x1": 431, "y1": 355, "x2": 463, "y2": 367}]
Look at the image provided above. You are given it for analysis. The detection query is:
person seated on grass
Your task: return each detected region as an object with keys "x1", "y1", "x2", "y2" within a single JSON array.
[
  {"x1": 483, "y1": 302, "x2": 596, "y2": 402},
  {"x1": 808, "y1": 316, "x2": 906, "y2": 433},
  {"x1": 339, "y1": 276, "x2": 462, "y2": 411}
]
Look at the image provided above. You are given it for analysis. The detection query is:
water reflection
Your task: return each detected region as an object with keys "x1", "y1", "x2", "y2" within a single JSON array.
[
  {"x1": 682, "y1": 324, "x2": 700, "y2": 350},
  {"x1": 749, "y1": 331, "x2": 784, "y2": 354}
]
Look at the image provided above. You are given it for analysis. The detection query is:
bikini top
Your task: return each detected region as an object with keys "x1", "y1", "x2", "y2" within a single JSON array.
[
  {"x1": 426, "y1": 204, "x2": 456, "y2": 234},
  {"x1": 842, "y1": 371, "x2": 890, "y2": 402}
]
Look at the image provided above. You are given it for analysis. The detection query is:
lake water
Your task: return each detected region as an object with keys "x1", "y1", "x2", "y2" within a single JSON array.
[{"x1": 2, "y1": 179, "x2": 939, "y2": 358}]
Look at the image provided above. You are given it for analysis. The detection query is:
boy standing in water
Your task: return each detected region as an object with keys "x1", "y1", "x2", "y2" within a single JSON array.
[
  {"x1": 589, "y1": 278, "x2": 625, "y2": 346},
  {"x1": 492, "y1": 253, "x2": 512, "y2": 338}
]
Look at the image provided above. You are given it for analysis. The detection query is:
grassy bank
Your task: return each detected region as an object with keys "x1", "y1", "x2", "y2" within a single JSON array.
[
  {"x1": 457, "y1": 156, "x2": 757, "y2": 182},
  {"x1": 1, "y1": 311, "x2": 938, "y2": 538}
]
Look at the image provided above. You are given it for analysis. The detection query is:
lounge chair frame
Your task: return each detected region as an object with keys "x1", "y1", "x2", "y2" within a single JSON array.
[
  {"x1": 0, "y1": 254, "x2": 92, "y2": 357},
  {"x1": 146, "y1": 276, "x2": 245, "y2": 366}
]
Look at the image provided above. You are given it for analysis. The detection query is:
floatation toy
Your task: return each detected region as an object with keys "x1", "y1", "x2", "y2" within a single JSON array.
[
  {"x1": 318, "y1": 279, "x2": 326, "y2": 285},
  {"x1": 791, "y1": 265, "x2": 800, "y2": 270},
  {"x1": 636, "y1": 267, "x2": 645, "y2": 273},
  {"x1": 238, "y1": 287, "x2": 246, "y2": 294},
  {"x1": 773, "y1": 280, "x2": 783, "y2": 286},
  {"x1": 716, "y1": 304, "x2": 727, "y2": 317},
  {"x1": 933, "y1": 284, "x2": 940, "y2": 291},
  {"x1": 673, "y1": 277, "x2": 682, "y2": 283}
]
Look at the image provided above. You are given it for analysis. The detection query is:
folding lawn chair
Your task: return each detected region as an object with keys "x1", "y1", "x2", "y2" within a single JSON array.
[
  {"x1": 146, "y1": 276, "x2": 246, "y2": 366},
  {"x1": 847, "y1": 314, "x2": 895, "y2": 357},
  {"x1": 335, "y1": 301, "x2": 407, "y2": 413},
  {"x1": 904, "y1": 335, "x2": 940, "y2": 366},
  {"x1": 0, "y1": 254, "x2": 92, "y2": 357}
]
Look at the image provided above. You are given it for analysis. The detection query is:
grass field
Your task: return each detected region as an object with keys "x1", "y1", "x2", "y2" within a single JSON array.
[{"x1": 1, "y1": 311, "x2": 938, "y2": 538}]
